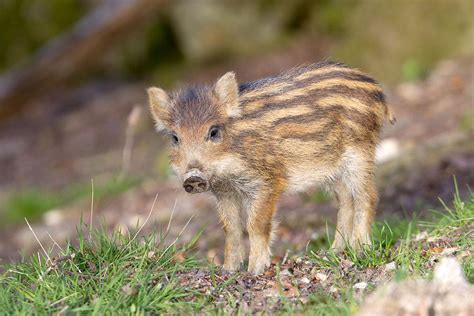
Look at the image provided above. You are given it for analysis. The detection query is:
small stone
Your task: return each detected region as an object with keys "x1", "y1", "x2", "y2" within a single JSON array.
[
  {"x1": 121, "y1": 284, "x2": 137, "y2": 296},
  {"x1": 300, "y1": 277, "x2": 311, "y2": 284},
  {"x1": 414, "y1": 231, "x2": 428, "y2": 241},
  {"x1": 341, "y1": 259, "x2": 354, "y2": 269},
  {"x1": 385, "y1": 261, "x2": 397, "y2": 271},
  {"x1": 315, "y1": 272, "x2": 328, "y2": 282},
  {"x1": 354, "y1": 282, "x2": 368, "y2": 290},
  {"x1": 329, "y1": 286, "x2": 338, "y2": 293}
]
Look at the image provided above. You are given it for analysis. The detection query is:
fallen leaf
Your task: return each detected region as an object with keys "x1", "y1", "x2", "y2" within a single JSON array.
[
  {"x1": 431, "y1": 247, "x2": 444, "y2": 254},
  {"x1": 272, "y1": 256, "x2": 283, "y2": 265},
  {"x1": 172, "y1": 251, "x2": 186, "y2": 264},
  {"x1": 285, "y1": 285, "x2": 300, "y2": 297}
]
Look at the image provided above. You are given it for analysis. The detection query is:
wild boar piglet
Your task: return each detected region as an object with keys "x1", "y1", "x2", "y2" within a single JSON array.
[{"x1": 148, "y1": 61, "x2": 395, "y2": 274}]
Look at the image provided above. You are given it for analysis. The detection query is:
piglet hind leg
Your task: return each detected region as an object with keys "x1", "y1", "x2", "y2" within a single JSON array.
[
  {"x1": 351, "y1": 173, "x2": 377, "y2": 248},
  {"x1": 340, "y1": 148, "x2": 377, "y2": 249},
  {"x1": 246, "y1": 190, "x2": 281, "y2": 274},
  {"x1": 216, "y1": 193, "x2": 245, "y2": 272},
  {"x1": 332, "y1": 180, "x2": 355, "y2": 251}
]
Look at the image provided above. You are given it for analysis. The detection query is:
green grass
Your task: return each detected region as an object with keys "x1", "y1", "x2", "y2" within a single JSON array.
[
  {"x1": 0, "y1": 176, "x2": 139, "y2": 227},
  {"x1": 0, "y1": 226, "x2": 206, "y2": 314},
  {"x1": 308, "y1": 190, "x2": 332, "y2": 204},
  {"x1": 1, "y1": 191, "x2": 472, "y2": 314},
  {"x1": 302, "y1": 190, "x2": 474, "y2": 314}
]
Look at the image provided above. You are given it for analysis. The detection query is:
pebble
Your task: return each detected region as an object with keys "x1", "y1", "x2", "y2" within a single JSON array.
[{"x1": 354, "y1": 282, "x2": 368, "y2": 290}]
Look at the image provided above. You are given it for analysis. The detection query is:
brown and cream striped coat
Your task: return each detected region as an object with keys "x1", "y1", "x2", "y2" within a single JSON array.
[{"x1": 148, "y1": 61, "x2": 395, "y2": 274}]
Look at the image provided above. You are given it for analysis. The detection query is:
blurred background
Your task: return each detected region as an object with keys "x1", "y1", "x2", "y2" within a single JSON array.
[{"x1": 0, "y1": 0, "x2": 473, "y2": 264}]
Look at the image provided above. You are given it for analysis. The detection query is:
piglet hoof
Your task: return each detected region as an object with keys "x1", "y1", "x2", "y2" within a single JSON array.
[
  {"x1": 331, "y1": 239, "x2": 347, "y2": 253},
  {"x1": 350, "y1": 236, "x2": 372, "y2": 251},
  {"x1": 248, "y1": 257, "x2": 271, "y2": 275},
  {"x1": 223, "y1": 262, "x2": 244, "y2": 273}
]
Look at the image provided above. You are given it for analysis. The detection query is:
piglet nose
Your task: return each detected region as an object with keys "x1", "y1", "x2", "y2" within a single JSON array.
[
  {"x1": 183, "y1": 169, "x2": 209, "y2": 194},
  {"x1": 183, "y1": 176, "x2": 208, "y2": 193}
]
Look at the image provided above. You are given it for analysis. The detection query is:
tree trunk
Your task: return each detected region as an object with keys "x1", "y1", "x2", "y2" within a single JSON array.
[{"x1": 0, "y1": 0, "x2": 166, "y2": 120}]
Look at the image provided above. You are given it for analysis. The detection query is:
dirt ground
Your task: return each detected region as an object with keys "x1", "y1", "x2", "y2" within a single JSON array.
[{"x1": 0, "y1": 55, "x2": 473, "y2": 266}]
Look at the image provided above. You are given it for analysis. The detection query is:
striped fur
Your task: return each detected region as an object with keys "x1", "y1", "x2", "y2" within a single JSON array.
[{"x1": 148, "y1": 61, "x2": 395, "y2": 274}]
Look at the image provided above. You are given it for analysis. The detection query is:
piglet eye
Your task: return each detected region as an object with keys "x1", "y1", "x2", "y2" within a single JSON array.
[
  {"x1": 171, "y1": 133, "x2": 179, "y2": 145},
  {"x1": 208, "y1": 126, "x2": 221, "y2": 142}
]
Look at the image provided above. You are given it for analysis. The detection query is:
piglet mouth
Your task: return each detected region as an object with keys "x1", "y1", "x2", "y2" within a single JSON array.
[{"x1": 182, "y1": 169, "x2": 209, "y2": 194}]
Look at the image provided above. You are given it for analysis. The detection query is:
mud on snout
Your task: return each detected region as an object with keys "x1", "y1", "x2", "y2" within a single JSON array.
[{"x1": 182, "y1": 168, "x2": 209, "y2": 194}]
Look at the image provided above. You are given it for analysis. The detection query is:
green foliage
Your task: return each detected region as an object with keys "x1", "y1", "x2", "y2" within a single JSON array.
[
  {"x1": 310, "y1": 190, "x2": 473, "y2": 278},
  {"x1": 0, "y1": 0, "x2": 85, "y2": 71},
  {"x1": 330, "y1": 0, "x2": 474, "y2": 83},
  {"x1": 309, "y1": 190, "x2": 331, "y2": 204},
  {"x1": 120, "y1": 14, "x2": 185, "y2": 83},
  {"x1": 294, "y1": 289, "x2": 355, "y2": 315},
  {"x1": 0, "y1": 177, "x2": 138, "y2": 226},
  {"x1": 311, "y1": 0, "x2": 357, "y2": 36},
  {"x1": 0, "y1": 228, "x2": 203, "y2": 314},
  {"x1": 1, "y1": 0, "x2": 472, "y2": 84},
  {"x1": 0, "y1": 191, "x2": 472, "y2": 314},
  {"x1": 402, "y1": 58, "x2": 425, "y2": 81},
  {"x1": 459, "y1": 107, "x2": 474, "y2": 132},
  {"x1": 1, "y1": 190, "x2": 62, "y2": 224}
]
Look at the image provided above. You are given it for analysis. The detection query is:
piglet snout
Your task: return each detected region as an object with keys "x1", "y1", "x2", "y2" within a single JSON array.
[{"x1": 183, "y1": 169, "x2": 209, "y2": 194}]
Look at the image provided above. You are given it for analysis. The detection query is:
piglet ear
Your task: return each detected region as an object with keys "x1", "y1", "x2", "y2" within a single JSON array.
[
  {"x1": 214, "y1": 72, "x2": 241, "y2": 118},
  {"x1": 147, "y1": 87, "x2": 171, "y2": 131}
]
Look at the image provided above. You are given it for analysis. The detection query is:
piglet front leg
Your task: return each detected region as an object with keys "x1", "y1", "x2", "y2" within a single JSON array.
[
  {"x1": 246, "y1": 189, "x2": 281, "y2": 274},
  {"x1": 216, "y1": 193, "x2": 245, "y2": 271}
]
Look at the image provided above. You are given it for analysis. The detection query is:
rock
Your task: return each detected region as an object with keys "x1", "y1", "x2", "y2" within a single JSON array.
[
  {"x1": 315, "y1": 272, "x2": 328, "y2": 282},
  {"x1": 357, "y1": 257, "x2": 474, "y2": 316},
  {"x1": 433, "y1": 256, "x2": 466, "y2": 288}
]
